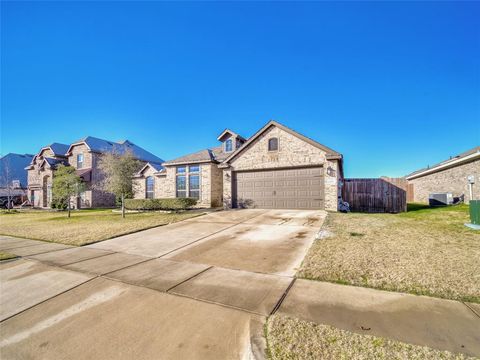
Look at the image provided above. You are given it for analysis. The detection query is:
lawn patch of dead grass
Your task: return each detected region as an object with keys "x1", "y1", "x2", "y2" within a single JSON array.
[
  {"x1": 0, "y1": 209, "x2": 201, "y2": 246},
  {"x1": 266, "y1": 315, "x2": 476, "y2": 360},
  {"x1": 298, "y1": 204, "x2": 480, "y2": 303},
  {"x1": 0, "y1": 251, "x2": 17, "y2": 261}
]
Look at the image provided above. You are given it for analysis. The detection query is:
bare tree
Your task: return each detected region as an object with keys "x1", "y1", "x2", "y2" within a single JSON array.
[{"x1": 97, "y1": 150, "x2": 141, "y2": 218}]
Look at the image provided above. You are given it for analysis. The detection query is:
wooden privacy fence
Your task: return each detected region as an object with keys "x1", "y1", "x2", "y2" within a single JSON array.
[{"x1": 342, "y1": 177, "x2": 407, "y2": 213}]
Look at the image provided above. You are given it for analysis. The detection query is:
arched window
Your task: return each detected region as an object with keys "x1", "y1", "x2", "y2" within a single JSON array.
[
  {"x1": 268, "y1": 137, "x2": 279, "y2": 151},
  {"x1": 146, "y1": 176, "x2": 155, "y2": 199}
]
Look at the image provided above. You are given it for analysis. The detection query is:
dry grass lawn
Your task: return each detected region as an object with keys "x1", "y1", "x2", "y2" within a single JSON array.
[
  {"x1": 0, "y1": 251, "x2": 17, "y2": 261},
  {"x1": 298, "y1": 204, "x2": 480, "y2": 303},
  {"x1": 266, "y1": 315, "x2": 476, "y2": 360},
  {"x1": 0, "y1": 209, "x2": 201, "y2": 246}
]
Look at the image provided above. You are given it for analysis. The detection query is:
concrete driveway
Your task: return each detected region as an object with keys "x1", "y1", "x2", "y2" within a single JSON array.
[
  {"x1": 89, "y1": 209, "x2": 326, "y2": 276},
  {"x1": 0, "y1": 210, "x2": 325, "y2": 359}
]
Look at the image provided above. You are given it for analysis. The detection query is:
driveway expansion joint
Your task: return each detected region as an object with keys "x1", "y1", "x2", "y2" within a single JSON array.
[
  {"x1": 270, "y1": 278, "x2": 296, "y2": 316},
  {"x1": 165, "y1": 265, "x2": 214, "y2": 293},
  {"x1": 463, "y1": 302, "x2": 480, "y2": 319}
]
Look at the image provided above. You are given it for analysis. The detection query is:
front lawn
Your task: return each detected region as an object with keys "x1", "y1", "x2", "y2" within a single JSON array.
[
  {"x1": 0, "y1": 209, "x2": 201, "y2": 246},
  {"x1": 266, "y1": 315, "x2": 474, "y2": 360},
  {"x1": 298, "y1": 204, "x2": 480, "y2": 303}
]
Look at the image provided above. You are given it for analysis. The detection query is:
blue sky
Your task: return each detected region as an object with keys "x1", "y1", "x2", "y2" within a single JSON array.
[{"x1": 1, "y1": 1, "x2": 479, "y2": 177}]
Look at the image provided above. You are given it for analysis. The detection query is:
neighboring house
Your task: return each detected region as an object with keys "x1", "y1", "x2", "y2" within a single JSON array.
[
  {"x1": 134, "y1": 120, "x2": 343, "y2": 211},
  {"x1": 406, "y1": 146, "x2": 480, "y2": 204},
  {"x1": 0, "y1": 153, "x2": 34, "y2": 197},
  {"x1": 26, "y1": 137, "x2": 163, "y2": 208}
]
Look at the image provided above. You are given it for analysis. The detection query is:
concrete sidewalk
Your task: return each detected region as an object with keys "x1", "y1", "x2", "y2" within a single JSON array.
[{"x1": 277, "y1": 279, "x2": 480, "y2": 357}]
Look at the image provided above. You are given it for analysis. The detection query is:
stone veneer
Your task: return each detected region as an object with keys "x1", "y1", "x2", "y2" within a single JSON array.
[
  {"x1": 133, "y1": 163, "x2": 222, "y2": 208},
  {"x1": 27, "y1": 148, "x2": 61, "y2": 208},
  {"x1": 408, "y1": 159, "x2": 480, "y2": 204},
  {"x1": 223, "y1": 125, "x2": 341, "y2": 211}
]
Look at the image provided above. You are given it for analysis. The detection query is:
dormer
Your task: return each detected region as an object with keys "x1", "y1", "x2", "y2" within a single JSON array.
[{"x1": 217, "y1": 129, "x2": 246, "y2": 153}]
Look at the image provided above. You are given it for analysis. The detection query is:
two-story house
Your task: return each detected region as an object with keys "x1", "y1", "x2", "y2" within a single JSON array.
[{"x1": 26, "y1": 137, "x2": 163, "y2": 208}]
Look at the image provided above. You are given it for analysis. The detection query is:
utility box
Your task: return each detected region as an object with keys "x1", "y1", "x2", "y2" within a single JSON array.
[
  {"x1": 470, "y1": 200, "x2": 480, "y2": 225},
  {"x1": 429, "y1": 193, "x2": 453, "y2": 206}
]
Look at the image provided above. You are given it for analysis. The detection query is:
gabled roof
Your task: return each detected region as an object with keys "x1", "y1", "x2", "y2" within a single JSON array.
[
  {"x1": 136, "y1": 162, "x2": 164, "y2": 176},
  {"x1": 0, "y1": 153, "x2": 34, "y2": 188},
  {"x1": 49, "y1": 143, "x2": 70, "y2": 156},
  {"x1": 406, "y1": 146, "x2": 480, "y2": 180},
  {"x1": 67, "y1": 136, "x2": 164, "y2": 164},
  {"x1": 29, "y1": 143, "x2": 70, "y2": 166},
  {"x1": 163, "y1": 146, "x2": 228, "y2": 166},
  {"x1": 217, "y1": 129, "x2": 246, "y2": 142},
  {"x1": 222, "y1": 120, "x2": 342, "y2": 164},
  {"x1": 40, "y1": 157, "x2": 69, "y2": 169}
]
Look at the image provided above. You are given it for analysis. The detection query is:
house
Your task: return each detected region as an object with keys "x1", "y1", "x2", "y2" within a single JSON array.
[
  {"x1": 406, "y1": 146, "x2": 480, "y2": 204},
  {"x1": 134, "y1": 120, "x2": 343, "y2": 211},
  {"x1": 0, "y1": 153, "x2": 34, "y2": 197},
  {"x1": 26, "y1": 137, "x2": 163, "y2": 208}
]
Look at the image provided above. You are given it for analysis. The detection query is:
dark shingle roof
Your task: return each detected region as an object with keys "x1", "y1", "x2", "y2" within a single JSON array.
[
  {"x1": 0, "y1": 153, "x2": 34, "y2": 188},
  {"x1": 43, "y1": 157, "x2": 69, "y2": 169},
  {"x1": 70, "y1": 136, "x2": 163, "y2": 164},
  {"x1": 406, "y1": 146, "x2": 480, "y2": 178},
  {"x1": 49, "y1": 143, "x2": 70, "y2": 156},
  {"x1": 163, "y1": 146, "x2": 228, "y2": 165}
]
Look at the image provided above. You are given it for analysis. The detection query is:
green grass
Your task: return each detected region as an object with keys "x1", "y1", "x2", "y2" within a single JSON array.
[
  {"x1": 0, "y1": 251, "x2": 17, "y2": 261},
  {"x1": 266, "y1": 315, "x2": 476, "y2": 360},
  {"x1": 299, "y1": 204, "x2": 480, "y2": 303},
  {"x1": 0, "y1": 209, "x2": 202, "y2": 246}
]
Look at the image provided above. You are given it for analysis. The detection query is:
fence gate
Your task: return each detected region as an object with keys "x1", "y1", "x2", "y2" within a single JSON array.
[{"x1": 342, "y1": 178, "x2": 407, "y2": 213}]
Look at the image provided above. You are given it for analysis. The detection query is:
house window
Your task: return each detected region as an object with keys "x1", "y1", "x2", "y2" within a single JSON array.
[
  {"x1": 77, "y1": 153, "x2": 84, "y2": 169},
  {"x1": 189, "y1": 174, "x2": 200, "y2": 199},
  {"x1": 225, "y1": 138, "x2": 233, "y2": 152},
  {"x1": 268, "y1": 137, "x2": 279, "y2": 151},
  {"x1": 176, "y1": 165, "x2": 200, "y2": 199},
  {"x1": 146, "y1": 176, "x2": 155, "y2": 199},
  {"x1": 176, "y1": 174, "x2": 187, "y2": 198}
]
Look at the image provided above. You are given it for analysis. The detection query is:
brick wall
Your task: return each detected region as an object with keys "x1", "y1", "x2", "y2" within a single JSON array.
[
  {"x1": 409, "y1": 159, "x2": 480, "y2": 204},
  {"x1": 210, "y1": 164, "x2": 223, "y2": 207},
  {"x1": 133, "y1": 163, "x2": 221, "y2": 208},
  {"x1": 68, "y1": 144, "x2": 93, "y2": 169},
  {"x1": 223, "y1": 125, "x2": 340, "y2": 211}
]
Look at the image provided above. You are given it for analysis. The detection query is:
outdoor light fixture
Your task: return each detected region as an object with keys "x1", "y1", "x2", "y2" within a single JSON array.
[{"x1": 327, "y1": 166, "x2": 336, "y2": 177}]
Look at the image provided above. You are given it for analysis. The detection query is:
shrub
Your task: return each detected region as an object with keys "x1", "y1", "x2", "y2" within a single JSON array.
[{"x1": 124, "y1": 198, "x2": 197, "y2": 211}]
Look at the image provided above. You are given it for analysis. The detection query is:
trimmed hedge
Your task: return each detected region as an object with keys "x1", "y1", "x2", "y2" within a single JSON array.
[{"x1": 124, "y1": 198, "x2": 197, "y2": 211}]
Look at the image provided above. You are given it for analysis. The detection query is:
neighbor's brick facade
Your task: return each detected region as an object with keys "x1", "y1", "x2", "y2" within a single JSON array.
[
  {"x1": 67, "y1": 144, "x2": 116, "y2": 208},
  {"x1": 27, "y1": 143, "x2": 144, "y2": 209},
  {"x1": 223, "y1": 125, "x2": 341, "y2": 211},
  {"x1": 408, "y1": 159, "x2": 480, "y2": 204},
  {"x1": 27, "y1": 148, "x2": 61, "y2": 208}
]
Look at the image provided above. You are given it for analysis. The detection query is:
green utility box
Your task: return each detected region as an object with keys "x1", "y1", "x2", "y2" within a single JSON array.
[{"x1": 470, "y1": 200, "x2": 480, "y2": 225}]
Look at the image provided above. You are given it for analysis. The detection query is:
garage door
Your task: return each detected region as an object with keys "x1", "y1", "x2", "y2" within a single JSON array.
[{"x1": 233, "y1": 167, "x2": 324, "y2": 209}]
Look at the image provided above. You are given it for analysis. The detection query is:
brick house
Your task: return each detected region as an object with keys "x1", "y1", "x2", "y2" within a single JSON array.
[
  {"x1": 26, "y1": 137, "x2": 163, "y2": 208},
  {"x1": 406, "y1": 146, "x2": 480, "y2": 204},
  {"x1": 134, "y1": 120, "x2": 343, "y2": 211}
]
